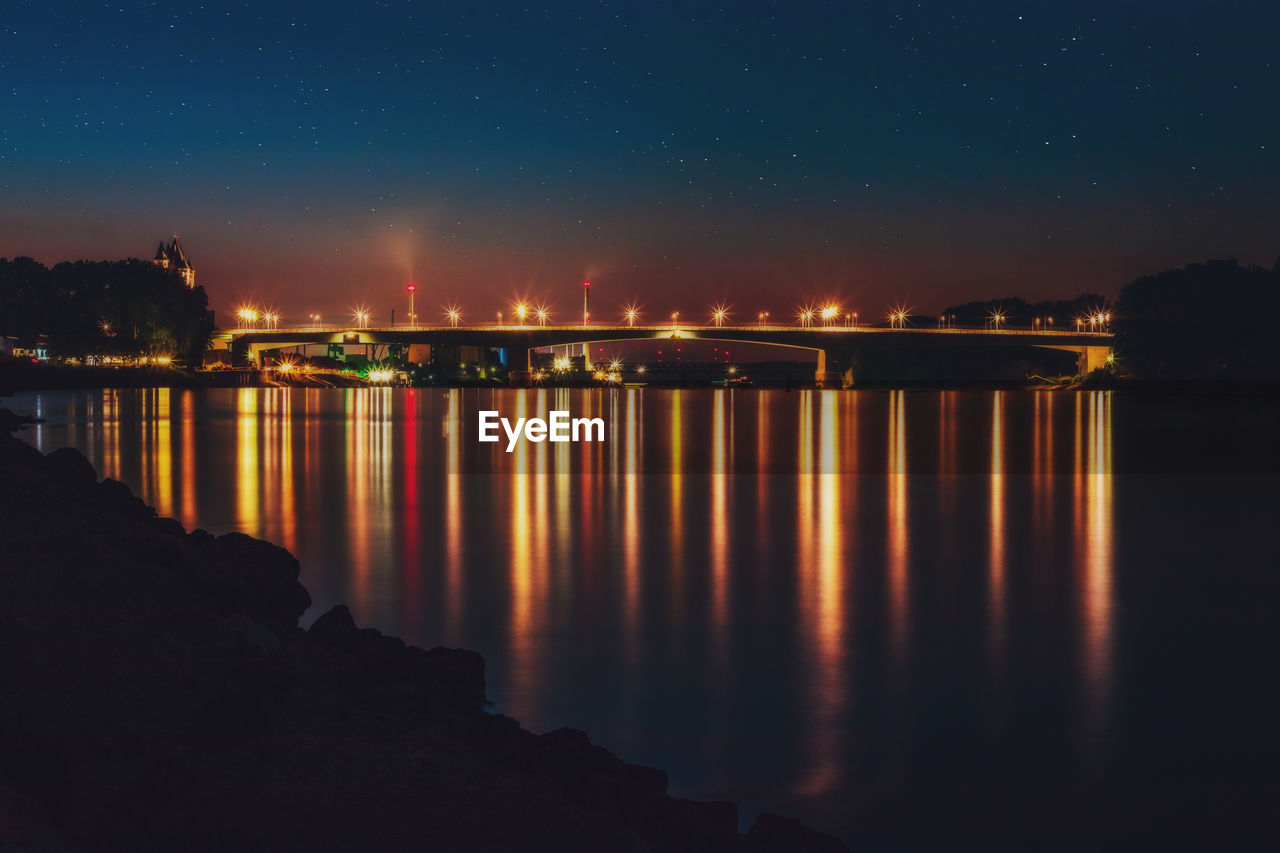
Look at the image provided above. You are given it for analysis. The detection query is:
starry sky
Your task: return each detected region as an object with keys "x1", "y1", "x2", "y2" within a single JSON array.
[{"x1": 2, "y1": 1, "x2": 1277, "y2": 325}]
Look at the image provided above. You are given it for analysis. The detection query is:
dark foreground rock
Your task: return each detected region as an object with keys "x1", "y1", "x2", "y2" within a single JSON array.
[{"x1": 0, "y1": 414, "x2": 849, "y2": 852}]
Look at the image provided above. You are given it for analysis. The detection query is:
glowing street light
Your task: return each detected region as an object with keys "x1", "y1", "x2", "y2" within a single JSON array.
[
  {"x1": 497, "y1": 311, "x2": 503, "y2": 326},
  {"x1": 353, "y1": 308, "x2": 371, "y2": 329},
  {"x1": 820, "y1": 303, "x2": 839, "y2": 326},
  {"x1": 406, "y1": 281, "x2": 418, "y2": 328},
  {"x1": 798, "y1": 307, "x2": 815, "y2": 327},
  {"x1": 710, "y1": 305, "x2": 729, "y2": 326},
  {"x1": 988, "y1": 309, "x2": 1005, "y2": 330},
  {"x1": 445, "y1": 307, "x2": 461, "y2": 327},
  {"x1": 624, "y1": 304, "x2": 639, "y2": 326},
  {"x1": 536, "y1": 306, "x2": 549, "y2": 326},
  {"x1": 671, "y1": 311, "x2": 679, "y2": 327}
]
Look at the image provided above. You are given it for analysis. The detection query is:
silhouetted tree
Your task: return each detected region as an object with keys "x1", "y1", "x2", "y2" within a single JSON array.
[
  {"x1": 938, "y1": 294, "x2": 1109, "y2": 329},
  {"x1": 0, "y1": 257, "x2": 213, "y2": 363},
  {"x1": 1113, "y1": 258, "x2": 1280, "y2": 380}
]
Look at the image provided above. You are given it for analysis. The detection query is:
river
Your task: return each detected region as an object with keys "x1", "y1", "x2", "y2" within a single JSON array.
[{"x1": 9, "y1": 386, "x2": 1278, "y2": 850}]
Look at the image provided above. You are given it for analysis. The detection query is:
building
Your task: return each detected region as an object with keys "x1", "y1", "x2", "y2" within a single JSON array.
[{"x1": 153, "y1": 236, "x2": 195, "y2": 288}]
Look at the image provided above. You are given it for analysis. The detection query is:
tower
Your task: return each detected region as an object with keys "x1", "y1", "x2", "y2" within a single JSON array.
[
  {"x1": 152, "y1": 235, "x2": 195, "y2": 288},
  {"x1": 582, "y1": 280, "x2": 590, "y2": 359}
]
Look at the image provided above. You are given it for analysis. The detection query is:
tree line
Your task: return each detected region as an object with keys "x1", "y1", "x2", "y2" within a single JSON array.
[
  {"x1": 0, "y1": 257, "x2": 213, "y2": 363},
  {"x1": 937, "y1": 258, "x2": 1280, "y2": 380}
]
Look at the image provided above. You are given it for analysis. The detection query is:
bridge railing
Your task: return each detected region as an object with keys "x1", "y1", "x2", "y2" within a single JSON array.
[{"x1": 222, "y1": 323, "x2": 1112, "y2": 337}]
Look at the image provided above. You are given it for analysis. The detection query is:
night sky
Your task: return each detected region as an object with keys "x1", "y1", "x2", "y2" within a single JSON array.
[{"x1": 3, "y1": 1, "x2": 1277, "y2": 324}]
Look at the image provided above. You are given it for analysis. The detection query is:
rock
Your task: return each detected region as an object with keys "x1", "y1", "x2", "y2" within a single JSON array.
[
  {"x1": 746, "y1": 812, "x2": 852, "y2": 853},
  {"x1": 308, "y1": 603, "x2": 359, "y2": 645},
  {"x1": 150, "y1": 516, "x2": 187, "y2": 538},
  {"x1": 0, "y1": 408, "x2": 38, "y2": 433},
  {"x1": 208, "y1": 531, "x2": 311, "y2": 627},
  {"x1": 538, "y1": 728, "x2": 668, "y2": 796},
  {"x1": 186, "y1": 528, "x2": 215, "y2": 549},
  {"x1": 309, "y1": 605, "x2": 487, "y2": 708},
  {"x1": 41, "y1": 447, "x2": 97, "y2": 490},
  {"x1": 97, "y1": 477, "x2": 156, "y2": 523}
]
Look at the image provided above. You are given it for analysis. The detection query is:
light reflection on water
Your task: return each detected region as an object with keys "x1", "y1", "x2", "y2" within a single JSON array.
[{"x1": 16, "y1": 385, "x2": 1277, "y2": 848}]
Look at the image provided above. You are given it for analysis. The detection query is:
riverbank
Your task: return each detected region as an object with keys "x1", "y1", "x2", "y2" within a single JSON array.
[{"x1": 0, "y1": 409, "x2": 847, "y2": 851}]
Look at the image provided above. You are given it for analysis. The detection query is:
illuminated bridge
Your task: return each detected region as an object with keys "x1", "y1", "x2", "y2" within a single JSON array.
[{"x1": 214, "y1": 323, "x2": 1113, "y2": 388}]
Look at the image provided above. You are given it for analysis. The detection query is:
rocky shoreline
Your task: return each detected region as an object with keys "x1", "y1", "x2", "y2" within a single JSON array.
[{"x1": 0, "y1": 409, "x2": 848, "y2": 852}]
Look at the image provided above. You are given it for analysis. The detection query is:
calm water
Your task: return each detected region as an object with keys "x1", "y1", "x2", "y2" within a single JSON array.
[{"x1": 10, "y1": 387, "x2": 1280, "y2": 849}]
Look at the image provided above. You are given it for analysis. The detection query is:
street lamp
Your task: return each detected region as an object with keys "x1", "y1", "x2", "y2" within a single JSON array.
[
  {"x1": 624, "y1": 305, "x2": 639, "y2": 327},
  {"x1": 353, "y1": 308, "x2": 370, "y2": 329},
  {"x1": 536, "y1": 306, "x2": 549, "y2": 326},
  {"x1": 406, "y1": 282, "x2": 417, "y2": 328},
  {"x1": 671, "y1": 311, "x2": 679, "y2": 327},
  {"x1": 497, "y1": 311, "x2": 503, "y2": 327},
  {"x1": 446, "y1": 307, "x2": 461, "y2": 327},
  {"x1": 710, "y1": 305, "x2": 729, "y2": 326},
  {"x1": 515, "y1": 302, "x2": 528, "y2": 325}
]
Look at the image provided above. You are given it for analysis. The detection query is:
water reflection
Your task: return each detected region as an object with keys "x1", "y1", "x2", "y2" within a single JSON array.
[
  {"x1": 445, "y1": 390, "x2": 463, "y2": 640},
  {"x1": 12, "y1": 385, "x2": 1136, "y2": 847},
  {"x1": 797, "y1": 390, "x2": 847, "y2": 795},
  {"x1": 887, "y1": 390, "x2": 909, "y2": 664},
  {"x1": 1079, "y1": 391, "x2": 1114, "y2": 756},
  {"x1": 236, "y1": 387, "x2": 259, "y2": 532},
  {"x1": 989, "y1": 391, "x2": 1006, "y2": 670}
]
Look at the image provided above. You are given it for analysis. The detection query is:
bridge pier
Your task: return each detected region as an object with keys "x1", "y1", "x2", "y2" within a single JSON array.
[
  {"x1": 508, "y1": 348, "x2": 535, "y2": 387},
  {"x1": 1077, "y1": 345, "x2": 1111, "y2": 375},
  {"x1": 815, "y1": 349, "x2": 852, "y2": 389}
]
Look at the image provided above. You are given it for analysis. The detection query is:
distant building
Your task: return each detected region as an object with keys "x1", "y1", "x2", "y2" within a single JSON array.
[{"x1": 152, "y1": 236, "x2": 195, "y2": 288}]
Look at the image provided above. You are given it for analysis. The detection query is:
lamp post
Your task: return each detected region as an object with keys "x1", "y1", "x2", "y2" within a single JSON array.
[{"x1": 406, "y1": 282, "x2": 417, "y2": 328}]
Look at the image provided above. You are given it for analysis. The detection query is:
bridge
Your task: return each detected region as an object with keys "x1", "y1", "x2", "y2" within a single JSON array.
[{"x1": 214, "y1": 323, "x2": 1113, "y2": 388}]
